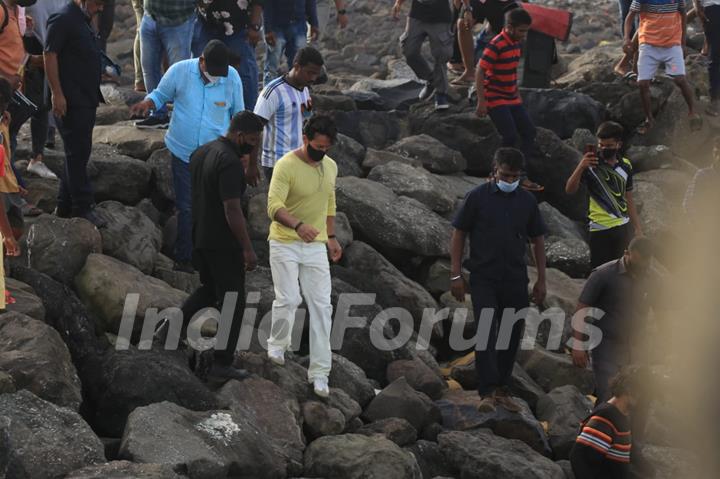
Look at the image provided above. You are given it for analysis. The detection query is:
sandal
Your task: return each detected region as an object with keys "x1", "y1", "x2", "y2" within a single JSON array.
[
  {"x1": 690, "y1": 114, "x2": 703, "y2": 132},
  {"x1": 636, "y1": 119, "x2": 654, "y2": 135},
  {"x1": 521, "y1": 179, "x2": 545, "y2": 192}
]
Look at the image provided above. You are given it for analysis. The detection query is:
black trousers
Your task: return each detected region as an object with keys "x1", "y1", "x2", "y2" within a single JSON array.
[
  {"x1": 56, "y1": 107, "x2": 96, "y2": 215},
  {"x1": 23, "y1": 37, "x2": 50, "y2": 157},
  {"x1": 589, "y1": 222, "x2": 631, "y2": 269},
  {"x1": 181, "y1": 249, "x2": 246, "y2": 366},
  {"x1": 470, "y1": 277, "x2": 529, "y2": 396}
]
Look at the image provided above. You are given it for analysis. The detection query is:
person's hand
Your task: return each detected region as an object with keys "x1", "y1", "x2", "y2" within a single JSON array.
[
  {"x1": 129, "y1": 99, "x2": 153, "y2": 118},
  {"x1": 245, "y1": 160, "x2": 259, "y2": 187},
  {"x1": 622, "y1": 40, "x2": 635, "y2": 55},
  {"x1": 51, "y1": 91, "x2": 67, "y2": 117},
  {"x1": 391, "y1": 1, "x2": 402, "y2": 20},
  {"x1": 337, "y1": 12, "x2": 349, "y2": 28},
  {"x1": 25, "y1": 15, "x2": 34, "y2": 33},
  {"x1": 475, "y1": 99, "x2": 487, "y2": 117},
  {"x1": 29, "y1": 55, "x2": 44, "y2": 70},
  {"x1": 310, "y1": 25, "x2": 319, "y2": 41},
  {"x1": 532, "y1": 280, "x2": 547, "y2": 306},
  {"x1": 3, "y1": 236, "x2": 20, "y2": 257},
  {"x1": 265, "y1": 31, "x2": 276, "y2": 47},
  {"x1": 462, "y1": 9, "x2": 473, "y2": 30},
  {"x1": 247, "y1": 28, "x2": 261, "y2": 47},
  {"x1": 328, "y1": 238, "x2": 342, "y2": 262},
  {"x1": 580, "y1": 152, "x2": 599, "y2": 170},
  {"x1": 244, "y1": 248, "x2": 258, "y2": 271},
  {"x1": 7, "y1": 74, "x2": 21, "y2": 91},
  {"x1": 296, "y1": 223, "x2": 320, "y2": 242},
  {"x1": 450, "y1": 276, "x2": 465, "y2": 302},
  {"x1": 572, "y1": 347, "x2": 589, "y2": 369}
]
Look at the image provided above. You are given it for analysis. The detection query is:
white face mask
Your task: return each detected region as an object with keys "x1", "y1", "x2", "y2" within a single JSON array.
[
  {"x1": 497, "y1": 179, "x2": 520, "y2": 193},
  {"x1": 203, "y1": 70, "x2": 220, "y2": 84}
]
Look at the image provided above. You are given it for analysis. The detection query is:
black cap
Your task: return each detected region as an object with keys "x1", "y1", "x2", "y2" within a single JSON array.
[{"x1": 202, "y1": 40, "x2": 229, "y2": 77}]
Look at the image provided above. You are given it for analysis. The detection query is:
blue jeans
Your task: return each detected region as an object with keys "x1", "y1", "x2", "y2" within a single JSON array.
[
  {"x1": 140, "y1": 14, "x2": 194, "y2": 118},
  {"x1": 488, "y1": 103, "x2": 536, "y2": 164},
  {"x1": 263, "y1": 22, "x2": 307, "y2": 85},
  {"x1": 192, "y1": 20, "x2": 259, "y2": 110},
  {"x1": 172, "y1": 155, "x2": 192, "y2": 263}
]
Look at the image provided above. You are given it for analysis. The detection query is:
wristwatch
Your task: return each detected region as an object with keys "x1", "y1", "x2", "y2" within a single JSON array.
[
  {"x1": 249, "y1": 23, "x2": 262, "y2": 31},
  {"x1": 337, "y1": 9, "x2": 347, "y2": 15}
]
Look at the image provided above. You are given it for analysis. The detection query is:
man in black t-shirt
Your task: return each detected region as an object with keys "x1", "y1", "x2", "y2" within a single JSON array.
[
  {"x1": 181, "y1": 111, "x2": 263, "y2": 382},
  {"x1": 392, "y1": 0, "x2": 454, "y2": 110}
]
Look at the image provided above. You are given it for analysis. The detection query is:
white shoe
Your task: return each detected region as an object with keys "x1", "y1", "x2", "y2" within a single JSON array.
[
  {"x1": 27, "y1": 161, "x2": 58, "y2": 180},
  {"x1": 267, "y1": 348, "x2": 285, "y2": 366},
  {"x1": 313, "y1": 377, "x2": 330, "y2": 398}
]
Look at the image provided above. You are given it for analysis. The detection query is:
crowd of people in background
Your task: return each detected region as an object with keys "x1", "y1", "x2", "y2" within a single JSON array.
[{"x1": 0, "y1": 1, "x2": 716, "y2": 476}]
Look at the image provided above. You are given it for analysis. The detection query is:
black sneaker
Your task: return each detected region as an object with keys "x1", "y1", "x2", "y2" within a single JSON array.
[
  {"x1": 173, "y1": 261, "x2": 194, "y2": 274},
  {"x1": 135, "y1": 116, "x2": 169, "y2": 129},
  {"x1": 418, "y1": 82, "x2": 436, "y2": 101}
]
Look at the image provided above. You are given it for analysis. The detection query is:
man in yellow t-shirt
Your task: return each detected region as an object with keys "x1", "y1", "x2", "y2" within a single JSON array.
[{"x1": 265, "y1": 115, "x2": 342, "y2": 398}]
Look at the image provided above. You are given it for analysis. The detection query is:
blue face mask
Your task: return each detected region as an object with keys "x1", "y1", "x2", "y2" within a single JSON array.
[{"x1": 497, "y1": 179, "x2": 520, "y2": 193}]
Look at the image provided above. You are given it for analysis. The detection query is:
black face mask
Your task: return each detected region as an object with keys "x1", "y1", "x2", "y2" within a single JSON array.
[
  {"x1": 307, "y1": 144, "x2": 326, "y2": 163},
  {"x1": 599, "y1": 148, "x2": 618, "y2": 161},
  {"x1": 237, "y1": 143, "x2": 253, "y2": 156}
]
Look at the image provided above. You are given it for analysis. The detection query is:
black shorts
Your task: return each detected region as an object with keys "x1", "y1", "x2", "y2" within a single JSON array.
[{"x1": 470, "y1": 0, "x2": 519, "y2": 34}]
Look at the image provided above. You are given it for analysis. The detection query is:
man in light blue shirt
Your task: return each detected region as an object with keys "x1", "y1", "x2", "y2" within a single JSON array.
[{"x1": 131, "y1": 40, "x2": 245, "y2": 272}]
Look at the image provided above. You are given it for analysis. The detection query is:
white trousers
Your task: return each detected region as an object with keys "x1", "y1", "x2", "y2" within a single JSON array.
[{"x1": 268, "y1": 240, "x2": 333, "y2": 380}]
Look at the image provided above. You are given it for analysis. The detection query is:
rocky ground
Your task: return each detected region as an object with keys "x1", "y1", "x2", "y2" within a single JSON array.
[{"x1": 0, "y1": 0, "x2": 708, "y2": 478}]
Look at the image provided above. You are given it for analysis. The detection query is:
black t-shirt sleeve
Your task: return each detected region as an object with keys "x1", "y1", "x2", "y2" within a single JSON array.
[
  {"x1": 45, "y1": 13, "x2": 68, "y2": 53},
  {"x1": 217, "y1": 155, "x2": 246, "y2": 201},
  {"x1": 527, "y1": 198, "x2": 546, "y2": 238},
  {"x1": 452, "y1": 189, "x2": 478, "y2": 232}
]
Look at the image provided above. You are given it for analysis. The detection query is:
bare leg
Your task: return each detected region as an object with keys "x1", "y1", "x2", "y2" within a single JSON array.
[
  {"x1": 454, "y1": 18, "x2": 477, "y2": 83},
  {"x1": 638, "y1": 80, "x2": 655, "y2": 133},
  {"x1": 674, "y1": 76, "x2": 696, "y2": 116}
]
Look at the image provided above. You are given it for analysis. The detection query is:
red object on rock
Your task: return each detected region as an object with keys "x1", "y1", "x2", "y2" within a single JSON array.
[{"x1": 523, "y1": 3, "x2": 573, "y2": 42}]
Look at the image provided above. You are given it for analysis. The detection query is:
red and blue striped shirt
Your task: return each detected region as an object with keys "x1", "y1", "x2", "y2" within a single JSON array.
[{"x1": 478, "y1": 30, "x2": 522, "y2": 109}]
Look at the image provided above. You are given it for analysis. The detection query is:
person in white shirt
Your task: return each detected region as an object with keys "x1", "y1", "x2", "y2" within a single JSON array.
[{"x1": 253, "y1": 46, "x2": 323, "y2": 183}]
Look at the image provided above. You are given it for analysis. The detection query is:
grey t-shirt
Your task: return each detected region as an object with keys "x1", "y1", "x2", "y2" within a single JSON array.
[{"x1": 25, "y1": 0, "x2": 68, "y2": 46}]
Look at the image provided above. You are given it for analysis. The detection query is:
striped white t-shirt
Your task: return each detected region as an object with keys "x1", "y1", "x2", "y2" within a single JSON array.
[{"x1": 254, "y1": 76, "x2": 312, "y2": 168}]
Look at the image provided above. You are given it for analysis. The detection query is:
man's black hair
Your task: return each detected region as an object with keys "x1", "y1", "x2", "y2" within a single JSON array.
[
  {"x1": 506, "y1": 7, "x2": 532, "y2": 27},
  {"x1": 494, "y1": 147, "x2": 525, "y2": 171},
  {"x1": 596, "y1": 121, "x2": 625, "y2": 141},
  {"x1": 303, "y1": 115, "x2": 337, "y2": 143},
  {"x1": 228, "y1": 111, "x2": 265, "y2": 134},
  {"x1": 609, "y1": 365, "x2": 652, "y2": 398},
  {"x1": 0, "y1": 77, "x2": 12, "y2": 112},
  {"x1": 294, "y1": 46, "x2": 324, "y2": 68},
  {"x1": 627, "y1": 236, "x2": 654, "y2": 258}
]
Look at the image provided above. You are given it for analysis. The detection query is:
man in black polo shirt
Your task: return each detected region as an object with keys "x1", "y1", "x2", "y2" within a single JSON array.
[
  {"x1": 44, "y1": 0, "x2": 106, "y2": 227},
  {"x1": 181, "y1": 111, "x2": 262, "y2": 381},
  {"x1": 450, "y1": 147, "x2": 547, "y2": 413}
]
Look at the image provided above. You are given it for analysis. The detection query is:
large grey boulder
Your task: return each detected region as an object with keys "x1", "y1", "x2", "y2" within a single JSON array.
[
  {"x1": 95, "y1": 201, "x2": 163, "y2": 274},
  {"x1": 517, "y1": 346, "x2": 595, "y2": 394},
  {"x1": 536, "y1": 385, "x2": 594, "y2": 459},
  {"x1": 367, "y1": 161, "x2": 455, "y2": 214},
  {"x1": 75, "y1": 253, "x2": 187, "y2": 336},
  {"x1": 386, "y1": 134, "x2": 466, "y2": 174},
  {"x1": 93, "y1": 124, "x2": 166, "y2": 160},
  {"x1": 363, "y1": 377, "x2": 441, "y2": 432},
  {"x1": 357, "y1": 418, "x2": 418, "y2": 446},
  {"x1": 521, "y1": 88, "x2": 605, "y2": 140},
  {"x1": 438, "y1": 429, "x2": 566, "y2": 479},
  {"x1": 386, "y1": 358, "x2": 447, "y2": 401},
  {"x1": 26, "y1": 215, "x2": 103, "y2": 285},
  {"x1": 342, "y1": 241, "x2": 439, "y2": 331},
  {"x1": 147, "y1": 148, "x2": 175, "y2": 202},
  {"x1": 5, "y1": 277, "x2": 45, "y2": 321},
  {"x1": 362, "y1": 148, "x2": 423, "y2": 170},
  {"x1": 329, "y1": 133, "x2": 366, "y2": 177},
  {"x1": 88, "y1": 146, "x2": 151, "y2": 204},
  {"x1": 435, "y1": 390, "x2": 552, "y2": 456},
  {"x1": 0, "y1": 390, "x2": 105, "y2": 479},
  {"x1": 304, "y1": 434, "x2": 422, "y2": 479},
  {"x1": 347, "y1": 78, "x2": 424, "y2": 111},
  {"x1": 328, "y1": 110, "x2": 407, "y2": 149},
  {"x1": 65, "y1": 461, "x2": 186, "y2": 479},
  {"x1": 0, "y1": 312, "x2": 82, "y2": 410},
  {"x1": 329, "y1": 353, "x2": 376, "y2": 408},
  {"x1": 336, "y1": 177, "x2": 452, "y2": 257},
  {"x1": 119, "y1": 402, "x2": 286, "y2": 479}
]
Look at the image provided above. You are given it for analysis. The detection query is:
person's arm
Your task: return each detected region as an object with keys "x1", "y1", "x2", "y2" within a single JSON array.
[
  {"x1": 326, "y1": 175, "x2": 341, "y2": 260},
  {"x1": 130, "y1": 62, "x2": 179, "y2": 116},
  {"x1": 44, "y1": 52, "x2": 66, "y2": 117},
  {"x1": 450, "y1": 228, "x2": 467, "y2": 301},
  {"x1": 626, "y1": 191, "x2": 643, "y2": 237},
  {"x1": 681, "y1": 5, "x2": 688, "y2": 51},
  {"x1": 247, "y1": 1, "x2": 263, "y2": 46},
  {"x1": 475, "y1": 43, "x2": 498, "y2": 116},
  {"x1": 0, "y1": 195, "x2": 19, "y2": 257},
  {"x1": 224, "y1": 198, "x2": 257, "y2": 270},
  {"x1": 572, "y1": 271, "x2": 605, "y2": 367},
  {"x1": 571, "y1": 413, "x2": 618, "y2": 478},
  {"x1": 566, "y1": 153, "x2": 598, "y2": 194},
  {"x1": 624, "y1": 10, "x2": 637, "y2": 48},
  {"x1": 391, "y1": 0, "x2": 405, "y2": 19},
  {"x1": 267, "y1": 161, "x2": 320, "y2": 242}
]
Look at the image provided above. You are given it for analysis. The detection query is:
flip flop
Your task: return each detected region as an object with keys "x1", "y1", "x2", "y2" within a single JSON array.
[
  {"x1": 690, "y1": 114, "x2": 703, "y2": 132},
  {"x1": 636, "y1": 119, "x2": 654, "y2": 135}
]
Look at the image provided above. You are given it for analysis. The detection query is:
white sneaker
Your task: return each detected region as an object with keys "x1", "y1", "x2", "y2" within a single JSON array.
[
  {"x1": 27, "y1": 161, "x2": 58, "y2": 180},
  {"x1": 313, "y1": 377, "x2": 330, "y2": 398},
  {"x1": 267, "y1": 348, "x2": 285, "y2": 366}
]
